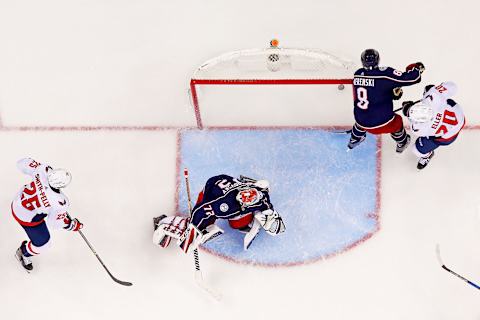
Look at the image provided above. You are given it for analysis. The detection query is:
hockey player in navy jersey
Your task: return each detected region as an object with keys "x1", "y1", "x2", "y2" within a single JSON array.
[
  {"x1": 348, "y1": 49, "x2": 424, "y2": 152},
  {"x1": 152, "y1": 174, "x2": 285, "y2": 252}
]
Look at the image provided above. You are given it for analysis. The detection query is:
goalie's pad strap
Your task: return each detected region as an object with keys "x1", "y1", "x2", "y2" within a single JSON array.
[
  {"x1": 179, "y1": 223, "x2": 224, "y2": 254},
  {"x1": 153, "y1": 216, "x2": 188, "y2": 247},
  {"x1": 201, "y1": 224, "x2": 224, "y2": 244},
  {"x1": 179, "y1": 224, "x2": 202, "y2": 254}
]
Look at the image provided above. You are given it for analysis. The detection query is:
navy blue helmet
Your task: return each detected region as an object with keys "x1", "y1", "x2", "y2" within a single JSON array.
[{"x1": 361, "y1": 49, "x2": 380, "y2": 69}]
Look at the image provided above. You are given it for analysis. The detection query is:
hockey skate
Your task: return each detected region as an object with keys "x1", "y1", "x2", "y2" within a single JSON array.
[
  {"x1": 417, "y1": 151, "x2": 434, "y2": 170},
  {"x1": 153, "y1": 215, "x2": 167, "y2": 231},
  {"x1": 15, "y1": 242, "x2": 33, "y2": 272},
  {"x1": 347, "y1": 135, "x2": 366, "y2": 150},
  {"x1": 396, "y1": 134, "x2": 411, "y2": 153}
]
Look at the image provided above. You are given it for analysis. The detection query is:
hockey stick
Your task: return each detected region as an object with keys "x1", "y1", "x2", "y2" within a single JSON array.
[
  {"x1": 332, "y1": 99, "x2": 422, "y2": 134},
  {"x1": 435, "y1": 244, "x2": 480, "y2": 290},
  {"x1": 70, "y1": 215, "x2": 133, "y2": 286},
  {"x1": 183, "y1": 168, "x2": 222, "y2": 301}
]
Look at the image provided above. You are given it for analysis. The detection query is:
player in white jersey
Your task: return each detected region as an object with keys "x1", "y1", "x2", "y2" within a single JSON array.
[
  {"x1": 402, "y1": 82, "x2": 465, "y2": 169},
  {"x1": 12, "y1": 158, "x2": 83, "y2": 272}
]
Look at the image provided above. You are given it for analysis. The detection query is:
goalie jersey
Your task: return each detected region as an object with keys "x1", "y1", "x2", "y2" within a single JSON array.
[
  {"x1": 190, "y1": 174, "x2": 274, "y2": 231},
  {"x1": 353, "y1": 67, "x2": 422, "y2": 128}
]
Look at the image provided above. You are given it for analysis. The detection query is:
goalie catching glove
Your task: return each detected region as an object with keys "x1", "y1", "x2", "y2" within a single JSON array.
[{"x1": 254, "y1": 209, "x2": 285, "y2": 236}]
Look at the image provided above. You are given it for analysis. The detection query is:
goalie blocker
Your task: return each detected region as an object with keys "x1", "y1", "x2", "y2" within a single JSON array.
[{"x1": 152, "y1": 174, "x2": 285, "y2": 253}]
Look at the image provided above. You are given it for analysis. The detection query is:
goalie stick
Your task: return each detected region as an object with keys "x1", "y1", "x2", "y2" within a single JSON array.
[
  {"x1": 183, "y1": 168, "x2": 222, "y2": 301},
  {"x1": 435, "y1": 244, "x2": 480, "y2": 290},
  {"x1": 332, "y1": 99, "x2": 422, "y2": 134}
]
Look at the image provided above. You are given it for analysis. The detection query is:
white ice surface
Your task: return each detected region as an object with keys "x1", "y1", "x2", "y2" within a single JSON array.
[{"x1": 0, "y1": 0, "x2": 479, "y2": 319}]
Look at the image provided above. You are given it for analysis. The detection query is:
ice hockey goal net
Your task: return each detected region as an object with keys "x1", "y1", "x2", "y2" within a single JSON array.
[{"x1": 190, "y1": 43, "x2": 357, "y2": 129}]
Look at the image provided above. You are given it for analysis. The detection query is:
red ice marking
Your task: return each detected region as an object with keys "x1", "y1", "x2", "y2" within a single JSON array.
[
  {"x1": 200, "y1": 125, "x2": 352, "y2": 131},
  {"x1": 172, "y1": 126, "x2": 479, "y2": 267},
  {"x1": 465, "y1": 125, "x2": 480, "y2": 130},
  {"x1": 175, "y1": 127, "x2": 383, "y2": 267},
  {"x1": 0, "y1": 125, "x2": 192, "y2": 132},
  {"x1": 0, "y1": 114, "x2": 477, "y2": 266}
]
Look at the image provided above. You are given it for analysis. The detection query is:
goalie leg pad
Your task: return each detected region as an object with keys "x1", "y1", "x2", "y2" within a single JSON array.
[
  {"x1": 178, "y1": 223, "x2": 202, "y2": 254},
  {"x1": 178, "y1": 223, "x2": 224, "y2": 254},
  {"x1": 153, "y1": 216, "x2": 188, "y2": 248},
  {"x1": 201, "y1": 224, "x2": 224, "y2": 244}
]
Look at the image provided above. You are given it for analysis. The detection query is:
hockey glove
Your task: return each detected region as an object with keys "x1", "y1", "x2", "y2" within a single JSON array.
[
  {"x1": 446, "y1": 99, "x2": 457, "y2": 107},
  {"x1": 254, "y1": 209, "x2": 286, "y2": 236},
  {"x1": 402, "y1": 100, "x2": 415, "y2": 117},
  {"x1": 406, "y1": 62, "x2": 425, "y2": 74},
  {"x1": 64, "y1": 217, "x2": 83, "y2": 231},
  {"x1": 392, "y1": 87, "x2": 403, "y2": 100}
]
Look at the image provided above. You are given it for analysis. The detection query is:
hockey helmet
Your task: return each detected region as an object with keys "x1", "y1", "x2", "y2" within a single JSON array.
[
  {"x1": 423, "y1": 84, "x2": 435, "y2": 95},
  {"x1": 408, "y1": 103, "x2": 434, "y2": 124},
  {"x1": 47, "y1": 168, "x2": 72, "y2": 189},
  {"x1": 361, "y1": 49, "x2": 380, "y2": 69}
]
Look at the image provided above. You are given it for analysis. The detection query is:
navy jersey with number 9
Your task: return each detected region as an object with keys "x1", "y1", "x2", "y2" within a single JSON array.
[{"x1": 353, "y1": 67, "x2": 421, "y2": 128}]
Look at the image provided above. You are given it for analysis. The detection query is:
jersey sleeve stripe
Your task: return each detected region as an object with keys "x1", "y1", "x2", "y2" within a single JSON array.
[{"x1": 11, "y1": 203, "x2": 45, "y2": 227}]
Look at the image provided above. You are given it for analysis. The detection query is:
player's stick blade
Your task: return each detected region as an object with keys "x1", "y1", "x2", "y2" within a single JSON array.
[
  {"x1": 112, "y1": 278, "x2": 133, "y2": 286},
  {"x1": 105, "y1": 269, "x2": 133, "y2": 286},
  {"x1": 330, "y1": 129, "x2": 352, "y2": 134},
  {"x1": 435, "y1": 243, "x2": 444, "y2": 266}
]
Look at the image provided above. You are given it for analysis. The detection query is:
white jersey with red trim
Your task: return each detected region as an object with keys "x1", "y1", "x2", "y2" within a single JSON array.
[
  {"x1": 410, "y1": 82, "x2": 465, "y2": 139},
  {"x1": 12, "y1": 158, "x2": 70, "y2": 229}
]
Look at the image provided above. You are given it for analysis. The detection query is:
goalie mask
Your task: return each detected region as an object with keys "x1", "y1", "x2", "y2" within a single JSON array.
[
  {"x1": 236, "y1": 187, "x2": 263, "y2": 208},
  {"x1": 409, "y1": 103, "x2": 434, "y2": 124}
]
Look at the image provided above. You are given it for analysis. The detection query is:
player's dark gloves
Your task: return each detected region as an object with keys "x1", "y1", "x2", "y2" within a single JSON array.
[
  {"x1": 392, "y1": 87, "x2": 403, "y2": 100},
  {"x1": 446, "y1": 99, "x2": 457, "y2": 107},
  {"x1": 416, "y1": 62, "x2": 425, "y2": 73},
  {"x1": 402, "y1": 100, "x2": 415, "y2": 116}
]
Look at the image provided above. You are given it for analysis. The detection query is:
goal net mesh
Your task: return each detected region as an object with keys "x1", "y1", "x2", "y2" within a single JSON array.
[{"x1": 190, "y1": 47, "x2": 357, "y2": 128}]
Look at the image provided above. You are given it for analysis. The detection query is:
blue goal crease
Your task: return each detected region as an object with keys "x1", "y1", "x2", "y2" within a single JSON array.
[{"x1": 179, "y1": 129, "x2": 379, "y2": 266}]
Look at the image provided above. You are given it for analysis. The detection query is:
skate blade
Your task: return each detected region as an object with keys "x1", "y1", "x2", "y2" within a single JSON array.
[{"x1": 14, "y1": 253, "x2": 32, "y2": 273}]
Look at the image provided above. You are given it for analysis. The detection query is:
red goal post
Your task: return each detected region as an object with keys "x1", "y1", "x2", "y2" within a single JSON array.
[{"x1": 190, "y1": 45, "x2": 357, "y2": 129}]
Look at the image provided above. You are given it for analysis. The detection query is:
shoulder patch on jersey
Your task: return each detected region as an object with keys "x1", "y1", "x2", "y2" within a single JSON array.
[
  {"x1": 379, "y1": 66, "x2": 387, "y2": 71},
  {"x1": 220, "y1": 203, "x2": 229, "y2": 212}
]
